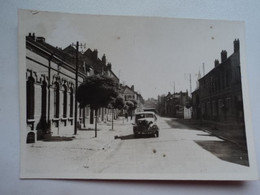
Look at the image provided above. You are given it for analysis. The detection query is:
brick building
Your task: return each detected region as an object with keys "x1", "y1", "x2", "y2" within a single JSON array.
[
  {"x1": 25, "y1": 33, "x2": 120, "y2": 142},
  {"x1": 191, "y1": 39, "x2": 244, "y2": 126}
]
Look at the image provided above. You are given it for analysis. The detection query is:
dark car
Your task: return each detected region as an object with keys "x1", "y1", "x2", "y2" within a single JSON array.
[{"x1": 133, "y1": 112, "x2": 159, "y2": 138}]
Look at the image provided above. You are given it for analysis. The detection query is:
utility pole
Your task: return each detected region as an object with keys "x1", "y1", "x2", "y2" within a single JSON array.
[
  {"x1": 174, "y1": 81, "x2": 175, "y2": 94},
  {"x1": 71, "y1": 41, "x2": 86, "y2": 135},
  {"x1": 74, "y1": 42, "x2": 79, "y2": 135},
  {"x1": 189, "y1": 73, "x2": 192, "y2": 96},
  {"x1": 202, "y1": 62, "x2": 205, "y2": 76},
  {"x1": 47, "y1": 53, "x2": 54, "y2": 132}
]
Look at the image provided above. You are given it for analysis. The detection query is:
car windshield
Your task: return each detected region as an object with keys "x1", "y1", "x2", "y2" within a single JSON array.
[
  {"x1": 136, "y1": 113, "x2": 154, "y2": 120},
  {"x1": 145, "y1": 114, "x2": 154, "y2": 118}
]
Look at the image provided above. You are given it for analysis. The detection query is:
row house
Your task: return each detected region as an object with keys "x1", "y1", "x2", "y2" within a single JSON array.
[
  {"x1": 191, "y1": 39, "x2": 244, "y2": 126},
  {"x1": 63, "y1": 46, "x2": 120, "y2": 123},
  {"x1": 25, "y1": 33, "x2": 119, "y2": 143}
]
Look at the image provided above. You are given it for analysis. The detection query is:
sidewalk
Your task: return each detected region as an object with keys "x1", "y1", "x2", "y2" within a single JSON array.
[{"x1": 23, "y1": 117, "x2": 134, "y2": 176}]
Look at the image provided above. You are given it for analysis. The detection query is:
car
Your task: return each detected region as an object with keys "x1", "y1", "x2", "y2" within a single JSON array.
[{"x1": 133, "y1": 111, "x2": 159, "y2": 138}]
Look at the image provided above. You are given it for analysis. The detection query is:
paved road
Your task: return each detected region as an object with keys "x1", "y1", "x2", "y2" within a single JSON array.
[{"x1": 84, "y1": 116, "x2": 249, "y2": 177}]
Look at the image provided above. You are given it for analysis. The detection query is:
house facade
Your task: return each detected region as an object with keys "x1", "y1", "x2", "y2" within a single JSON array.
[
  {"x1": 25, "y1": 33, "x2": 120, "y2": 143},
  {"x1": 120, "y1": 85, "x2": 144, "y2": 113},
  {"x1": 191, "y1": 39, "x2": 244, "y2": 126}
]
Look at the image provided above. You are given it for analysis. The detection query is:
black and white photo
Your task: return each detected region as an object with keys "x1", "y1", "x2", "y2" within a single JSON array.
[{"x1": 19, "y1": 9, "x2": 258, "y2": 180}]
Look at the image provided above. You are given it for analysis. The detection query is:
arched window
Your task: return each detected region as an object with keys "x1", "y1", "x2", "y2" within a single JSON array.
[
  {"x1": 69, "y1": 87, "x2": 73, "y2": 117},
  {"x1": 54, "y1": 82, "x2": 60, "y2": 118},
  {"x1": 63, "y1": 85, "x2": 67, "y2": 118},
  {"x1": 41, "y1": 81, "x2": 47, "y2": 119},
  {"x1": 26, "y1": 76, "x2": 35, "y2": 120}
]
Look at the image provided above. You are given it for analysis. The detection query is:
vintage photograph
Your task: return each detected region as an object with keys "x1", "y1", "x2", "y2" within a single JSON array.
[{"x1": 19, "y1": 9, "x2": 258, "y2": 180}]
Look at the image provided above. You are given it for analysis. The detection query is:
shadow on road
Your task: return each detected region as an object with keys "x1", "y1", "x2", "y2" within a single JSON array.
[
  {"x1": 43, "y1": 136, "x2": 74, "y2": 142},
  {"x1": 194, "y1": 140, "x2": 249, "y2": 166},
  {"x1": 196, "y1": 133, "x2": 215, "y2": 137},
  {"x1": 115, "y1": 134, "x2": 155, "y2": 140},
  {"x1": 115, "y1": 134, "x2": 135, "y2": 140},
  {"x1": 164, "y1": 118, "x2": 198, "y2": 130},
  {"x1": 78, "y1": 128, "x2": 101, "y2": 131}
]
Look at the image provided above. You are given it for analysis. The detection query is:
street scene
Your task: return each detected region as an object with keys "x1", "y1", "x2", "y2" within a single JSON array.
[{"x1": 19, "y1": 10, "x2": 255, "y2": 180}]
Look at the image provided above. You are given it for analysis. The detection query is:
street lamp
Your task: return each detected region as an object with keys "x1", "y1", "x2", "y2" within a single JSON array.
[{"x1": 71, "y1": 42, "x2": 86, "y2": 135}]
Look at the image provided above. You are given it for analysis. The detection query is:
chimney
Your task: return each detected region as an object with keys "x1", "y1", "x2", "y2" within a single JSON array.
[
  {"x1": 234, "y1": 39, "x2": 240, "y2": 53},
  {"x1": 93, "y1": 49, "x2": 98, "y2": 61},
  {"x1": 28, "y1": 33, "x2": 36, "y2": 41},
  {"x1": 102, "y1": 54, "x2": 106, "y2": 65},
  {"x1": 107, "y1": 63, "x2": 112, "y2": 70},
  {"x1": 221, "y1": 50, "x2": 227, "y2": 62},
  {"x1": 131, "y1": 85, "x2": 134, "y2": 91},
  {"x1": 214, "y1": 59, "x2": 219, "y2": 67},
  {"x1": 36, "y1": 37, "x2": 45, "y2": 43}
]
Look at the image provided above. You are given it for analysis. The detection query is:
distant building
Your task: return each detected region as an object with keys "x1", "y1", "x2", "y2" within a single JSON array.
[
  {"x1": 120, "y1": 85, "x2": 144, "y2": 113},
  {"x1": 143, "y1": 98, "x2": 158, "y2": 113},
  {"x1": 191, "y1": 39, "x2": 244, "y2": 125},
  {"x1": 157, "y1": 91, "x2": 190, "y2": 118}
]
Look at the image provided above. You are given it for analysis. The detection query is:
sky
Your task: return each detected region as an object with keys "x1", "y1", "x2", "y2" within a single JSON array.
[{"x1": 19, "y1": 10, "x2": 245, "y2": 99}]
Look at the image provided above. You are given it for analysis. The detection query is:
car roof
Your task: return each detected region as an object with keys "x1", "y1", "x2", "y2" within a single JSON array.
[{"x1": 135, "y1": 112, "x2": 155, "y2": 115}]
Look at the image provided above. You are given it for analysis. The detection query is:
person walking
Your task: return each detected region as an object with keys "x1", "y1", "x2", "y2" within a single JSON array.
[{"x1": 125, "y1": 112, "x2": 128, "y2": 122}]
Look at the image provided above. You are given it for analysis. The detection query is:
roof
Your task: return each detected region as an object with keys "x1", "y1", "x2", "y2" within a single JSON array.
[
  {"x1": 121, "y1": 85, "x2": 136, "y2": 94},
  {"x1": 198, "y1": 51, "x2": 238, "y2": 82}
]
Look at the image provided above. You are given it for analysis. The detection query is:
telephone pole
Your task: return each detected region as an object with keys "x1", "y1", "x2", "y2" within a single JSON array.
[
  {"x1": 189, "y1": 73, "x2": 192, "y2": 96},
  {"x1": 71, "y1": 41, "x2": 86, "y2": 135},
  {"x1": 202, "y1": 62, "x2": 205, "y2": 76}
]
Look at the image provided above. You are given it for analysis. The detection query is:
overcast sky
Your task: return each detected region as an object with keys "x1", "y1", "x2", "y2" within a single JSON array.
[{"x1": 19, "y1": 10, "x2": 245, "y2": 99}]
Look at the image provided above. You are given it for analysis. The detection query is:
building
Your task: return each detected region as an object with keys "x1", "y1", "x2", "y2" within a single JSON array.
[
  {"x1": 120, "y1": 85, "x2": 144, "y2": 113},
  {"x1": 191, "y1": 39, "x2": 244, "y2": 126},
  {"x1": 157, "y1": 91, "x2": 190, "y2": 118},
  {"x1": 143, "y1": 98, "x2": 158, "y2": 113},
  {"x1": 25, "y1": 33, "x2": 120, "y2": 143}
]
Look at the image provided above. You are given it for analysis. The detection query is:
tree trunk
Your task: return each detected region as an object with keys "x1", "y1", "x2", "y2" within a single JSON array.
[
  {"x1": 90, "y1": 109, "x2": 94, "y2": 124},
  {"x1": 95, "y1": 109, "x2": 98, "y2": 137},
  {"x1": 112, "y1": 108, "x2": 114, "y2": 130}
]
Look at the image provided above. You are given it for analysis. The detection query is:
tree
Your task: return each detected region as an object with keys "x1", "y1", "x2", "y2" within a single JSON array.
[
  {"x1": 110, "y1": 94, "x2": 125, "y2": 130},
  {"x1": 76, "y1": 74, "x2": 118, "y2": 137},
  {"x1": 125, "y1": 99, "x2": 138, "y2": 120},
  {"x1": 112, "y1": 94, "x2": 125, "y2": 114}
]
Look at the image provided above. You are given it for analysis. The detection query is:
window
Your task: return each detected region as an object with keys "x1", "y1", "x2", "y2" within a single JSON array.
[
  {"x1": 207, "y1": 101, "x2": 211, "y2": 117},
  {"x1": 69, "y1": 87, "x2": 73, "y2": 117},
  {"x1": 212, "y1": 101, "x2": 216, "y2": 116},
  {"x1": 226, "y1": 97, "x2": 231, "y2": 116},
  {"x1": 54, "y1": 82, "x2": 60, "y2": 118},
  {"x1": 26, "y1": 76, "x2": 35, "y2": 120},
  {"x1": 41, "y1": 81, "x2": 47, "y2": 119},
  {"x1": 218, "y1": 99, "x2": 223, "y2": 114},
  {"x1": 63, "y1": 85, "x2": 67, "y2": 118}
]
